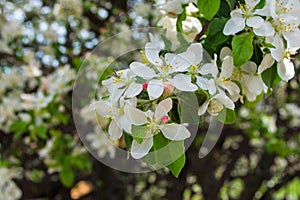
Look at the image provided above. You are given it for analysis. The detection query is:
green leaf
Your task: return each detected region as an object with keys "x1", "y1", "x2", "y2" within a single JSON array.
[
  {"x1": 197, "y1": 0, "x2": 221, "y2": 20},
  {"x1": 232, "y1": 33, "x2": 254, "y2": 66},
  {"x1": 244, "y1": 92, "x2": 264, "y2": 108},
  {"x1": 131, "y1": 125, "x2": 148, "y2": 144},
  {"x1": 216, "y1": 108, "x2": 236, "y2": 124},
  {"x1": 10, "y1": 121, "x2": 28, "y2": 139},
  {"x1": 177, "y1": 92, "x2": 199, "y2": 124},
  {"x1": 206, "y1": 17, "x2": 229, "y2": 46},
  {"x1": 143, "y1": 133, "x2": 186, "y2": 177},
  {"x1": 176, "y1": 8, "x2": 188, "y2": 45},
  {"x1": 59, "y1": 165, "x2": 75, "y2": 188},
  {"x1": 32, "y1": 125, "x2": 47, "y2": 139},
  {"x1": 255, "y1": 0, "x2": 266, "y2": 9},
  {"x1": 168, "y1": 153, "x2": 185, "y2": 178},
  {"x1": 261, "y1": 64, "x2": 281, "y2": 88},
  {"x1": 123, "y1": 133, "x2": 133, "y2": 151}
]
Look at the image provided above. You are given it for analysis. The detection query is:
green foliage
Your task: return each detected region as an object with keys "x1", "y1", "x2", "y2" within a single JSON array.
[
  {"x1": 197, "y1": 0, "x2": 221, "y2": 20},
  {"x1": 131, "y1": 125, "x2": 148, "y2": 144},
  {"x1": 206, "y1": 17, "x2": 229, "y2": 46},
  {"x1": 59, "y1": 163, "x2": 75, "y2": 188},
  {"x1": 10, "y1": 121, "x2": 28, "y2": 140},
  {"x1": 216, "y1": 108, "x2": 236, "y2": 124},
  {"x1": 232, "y1": 33, "x2": 254, "y2": 66},
  {"x1": 261, "y1": 64, "x2": 281, "y2": 88}
]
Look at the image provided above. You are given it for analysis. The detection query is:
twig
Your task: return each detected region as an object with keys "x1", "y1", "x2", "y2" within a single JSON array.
[{"x1": 193, "y1": 21, "x2": 210, "y2": 42}]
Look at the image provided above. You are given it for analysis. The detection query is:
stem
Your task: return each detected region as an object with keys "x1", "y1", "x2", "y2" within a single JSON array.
[{"x1": 193, "y1": 20, "x2": 210, "y2": 42}]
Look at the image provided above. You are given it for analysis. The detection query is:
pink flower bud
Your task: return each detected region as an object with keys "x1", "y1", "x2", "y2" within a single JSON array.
[
  {"x1": 142, "y1": 82, "x2": 148, "y2": 90},
  {"x1": 161, "y1": 116, "x2": 170, "y2": 124},
  {"x1": 163, "y1": 82, "x2": 174, "y2": 94}
]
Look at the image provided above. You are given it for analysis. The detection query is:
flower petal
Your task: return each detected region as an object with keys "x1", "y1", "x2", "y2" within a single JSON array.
[
  {"x1": 90, "y1": 100, "x2": 112, "y2": 117},
  {"x1": 223, "y1": 15, "x2": 245, "y2": 35},
  {"x1": 155, "y1": 98, "x2": 173, "y2": 120},
  {"x1": 131, "y1": 137, "x2": 153, "y2": 159},
  {"x1": 220, "y1": 47, "x2": 232, "y2": 61},
  {"x1": 253, "y1": 21, "x2": 275, "y2": 37},
  {"x1": 221, "y1": 56, "x2": 234, "y2": 79},
  {"x1": 130, "y1": 61, "x2": 156, "y2": 79},
  {"x1": 277, "y1": 58, "x2": 295, "y2": 82},
  {"x1": 196, "y1": 76, "x2": 210, "y2": 90},
  {"x1": 214, "y1": 92, "x2": 235, "y2": 110},
  {"x1": 171, "y1": 74, "x2": 198, "y2": 92},
  {"x1": 165, "y1": 53, "x2": 191, "y2": 72},
  {"x1": 108, "y1": 120, "x2": 123, "y2": 140},
  {"x1": 145, "y1": 42, "x2": 163, "y2": 66},
  {"x1": 258, "y1": 54, "x2": 275, "y2": 74},
  {"x1": 124, "y1": 105, "x2": 147, "y2": 125},
  {"x1": 180, "y1": 43, "x2": 203, "y2": 65},
  {"x1": 124, "y1": 83, "x2": 143, "y2": 98},
  {"x1": 160, "y1": 124, "x2": 191, "y2": 140},
  {"x1": 148, "y1": 79, "x2": 164, "y2": 100},
  {"x1": 198, "y1": 100, "x2": 209, "y2": 116},
  {"x1": 246, "y1": 16, "x2": 264, "y2": 29}
]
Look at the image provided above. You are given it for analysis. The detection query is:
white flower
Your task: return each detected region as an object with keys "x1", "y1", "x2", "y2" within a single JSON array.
[
  {"x1": 130, "y1": 42, "x2": 199, "y2": 99},
  {"x1": 86, "y1": 127, "x2": 116, "y2": 159},
  {"x1": 0, "y1": 167, "x2": 23, "y2": 200},
  {"x1": 196, "y1": 52, "x2": 240, "y2": 102},
  {"x1": 223, "y1": 0, "x2": 274, "y2": 36},
  {"x1": 198, "y1": 90, "x2": 235, "y2": 116},
  {"x1": 91, "y1": 97, "x2": 136, "y2": 140},
  {"x1": 102, "y1": 69, "x2": 143, "y2": 102},
  {"x1": 125, "y1": 98, "x2": 191, "y2": 159},
  {"x1": 21, "y1": 91, "x2": 53, "y2": 110}
]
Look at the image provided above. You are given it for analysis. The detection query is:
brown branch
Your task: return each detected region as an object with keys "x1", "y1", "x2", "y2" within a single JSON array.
[{"x1": 193, "y1": 21, "x2": 210, "y2": 42}]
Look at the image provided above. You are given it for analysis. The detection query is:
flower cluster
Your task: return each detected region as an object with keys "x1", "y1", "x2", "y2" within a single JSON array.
[{"x1": 224, "y1": 0, "x2": 300, "y2": 81}]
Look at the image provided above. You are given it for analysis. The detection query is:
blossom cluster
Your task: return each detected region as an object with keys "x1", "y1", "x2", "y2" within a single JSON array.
[{"x1": 224, "y1": 0, "x2": 300, "y2": 81}]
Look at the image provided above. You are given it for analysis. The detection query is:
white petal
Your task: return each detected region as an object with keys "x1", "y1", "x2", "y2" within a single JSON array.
[
  {"x1": 155, "y1": 98, "x2": 173, "y2": 120},
  {"x1": 124, "y1": 83, "x2": 143, "y2": 98},
  {"x1": 277, "y1": 58, "x2": 295, "y2": 82},
  {"x1": 171, "y1": 74, "x2": 198, "y2": 92},
  {"x1": 165, "y1": 53, "x2": 191, "y2": 72},
  {"x1": 160, "y1": 124, "x2": 191, "y2": 140},
  {"x1": 130, "y1": 62, "x2": 156, "y2": 79},
  {"x1": 223, "y1": 16, "x2": 245, "y2": 35},
  {"x1": 220, "y1": 47, "x2": 232, "y2": 61},
  {"x1": 253, "y1": 21, "x2": 275, "y2": 37},
  {"x1": 145, "y1": 42, "x2": 163, "y2": 66},
  {"x1": 208, "y1": 79, "x2": 217, "y2": 95},
  {"x1": 181, "y1": 43, "x2": 203, "y2": 65},
  {"x1": 246, "y1": 16, "x2": 264, "y2": 28},
  {"x1": 148, "y1": 79, "x2": 164, "y2": 100},
  {"x1": 124, "y1": 105, "x2": 147, "y2": 125},
  {"x1": 110, "y1": 87, "x2": 126, "y2": 102},
  {"x1": 214, "y1": 92, "x2": 235, "y2": 110},
  {"x1": 90, "y1": 100, "x2": 112, "y2": 117},
  {"x1": 131, "y1": 137, "x2": 153, "y2": 159},
  {"x1": 283, "y1": 29, "x2": 300, "y2": 48},
  {"x1": 221, "y1": 56, "x2": 234, "y2": 79},
  {"x1": 245, "y1": 0, "x2": 260, "y2": 7},
  {"x1": 196, "y1": 76, "x2": 210, "y2": 90},
  {"x1": 241, "y1": 61, "x2": 257, "y2": 74},
  {"x1": 199, "y1": 56, "x2": 219, "y2": 77},
  {"x1": 118, "y1": 116, "x2": 132, "y2": 133},
  {"x1": 270, "y1": 34, "x2": 284, "y2": 62},
  {"x1": 258, "y1": 54, "x2": 275, "y2": 74},
  {"x1": 198, "y1": 100, "x2": 209, "y2": 116},
  {"x1": 108, "y1": 120, "x2": 123, "y2": 140}
]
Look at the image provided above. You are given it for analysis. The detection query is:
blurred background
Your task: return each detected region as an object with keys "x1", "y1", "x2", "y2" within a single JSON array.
[{"x1": 1, "y1": 0, "x2": 300, "y2": 199}]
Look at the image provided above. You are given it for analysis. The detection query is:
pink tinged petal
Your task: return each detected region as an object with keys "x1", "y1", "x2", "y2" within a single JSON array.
[
  {"x1": 131, "y1": 137, "x2": 153, "y2": 159},
  {"x1": 129, "y1": 62, "x2": 156, "y2": 80},
  {"x1": 145, "y1": 43, "x2": 163, "y2": 66},
  {"x1": 171, "y1": 74, "x2": 198, "y2": 92},
  {"x1": 148, "y1": 79, "x2": 164, "y2": 100},
  {"x1": 258, "y1": 54, "x2": 275, "y2": 74},
  {"x1": 253, "y1": 21, "x2": 275, "y2": 36},
  {"x1": 198, "y1": 100, "x2": 209, "y2": 116},
  {"x1": 223, "y1": 16, "x2": 245, "y2": 35},
  {"x1": 196, "y1": 76, "x2": 210, "y2": 90},
  {"x1": 124, "y1": 105, "x2": 147, "y2": 125},
  {"x1": 108, "y1": 120, "x2": 123, "y2": 140},
  {"x1": 165, "y1": 53, "x2": 191, "y2": 72},
  {"x1": 155, "y1": 98, "x2": 173, "y2": 120},
  {"x1": 220, "y1": 47, "x2": 232, "y2": 61},
  {"x1": 246, "y1": 16, "x2": 264, "y2": 28},
  {"x1": 160, "y1": 124, "x2": 191, "y2": 140},
  {"x1": 221, "y1": 56, "x2": 234, "y2": 79},
  {"x1": 277, "y1": 58, "x2": 295, "y2": 82},
  {"x1": 124, "y1": 83, "x2": 143, "y2": 98}
]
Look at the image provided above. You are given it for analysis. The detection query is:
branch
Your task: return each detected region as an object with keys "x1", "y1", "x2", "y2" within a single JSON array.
[{"x1": 193, "y1": 21, "x2": 210, "y2": 42}]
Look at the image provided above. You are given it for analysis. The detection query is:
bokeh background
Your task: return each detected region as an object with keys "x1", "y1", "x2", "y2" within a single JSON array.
[{"x1": 1, "y1": 0, "x2": 300, "y2": 199}]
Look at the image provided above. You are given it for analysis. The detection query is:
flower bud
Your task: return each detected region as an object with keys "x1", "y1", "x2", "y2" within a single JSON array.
[
  {"x1": 161, "y1": 116, "x2": 170, "y2": 124},
  {"x1": 163, "y1": 82, "x2": 174, "y2": 94},
  {"x1": 142, "y1": 82, "x2": 148, "y2": 90}
]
